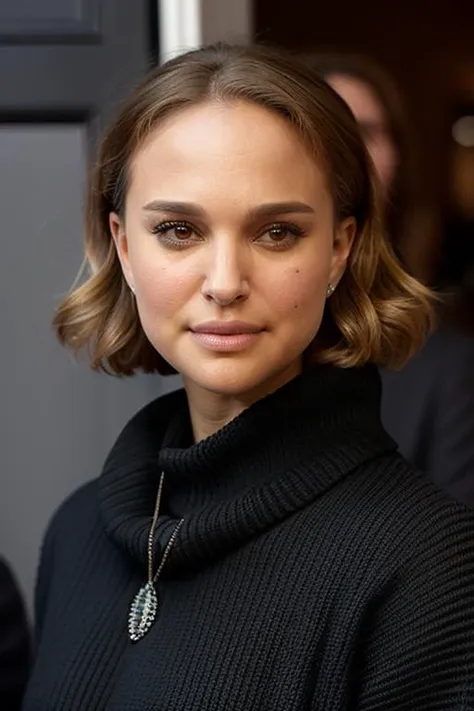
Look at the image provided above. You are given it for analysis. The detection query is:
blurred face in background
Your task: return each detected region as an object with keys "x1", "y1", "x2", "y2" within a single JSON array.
[{"x1": 328, "y1": 73, "x2": 399, "y2": 197}]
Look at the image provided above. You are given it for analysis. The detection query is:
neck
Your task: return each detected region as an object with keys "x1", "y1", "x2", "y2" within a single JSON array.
[
  {"x1": 183, "y1": 361, "x2": 302, "y2": 442},
  {"x1": 185, "y1": 393, "x2": 245, "y2": 442}
]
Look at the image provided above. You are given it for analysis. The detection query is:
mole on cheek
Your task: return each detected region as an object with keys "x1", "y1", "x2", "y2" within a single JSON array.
[{"x1": 292, "y1": 268, "x2": 301, "y2": 307}]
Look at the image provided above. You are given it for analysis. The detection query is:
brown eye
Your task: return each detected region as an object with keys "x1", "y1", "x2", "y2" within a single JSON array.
[
  {"x1": 257, "y1": 222, "x2": 304, "y2": 249},
  {"x1": 173, "y1": 224, "x2": 193, "y2": 239},
  {"x1": 268, "y1": 226, "x2": 290, "y2": 242},
  {"x1": 151, "y1": 220, "x2": 202, "y2": 248}
]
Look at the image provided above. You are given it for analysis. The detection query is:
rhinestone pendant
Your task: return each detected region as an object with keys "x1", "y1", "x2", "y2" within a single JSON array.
[{"x1": 128, "y1": 582, "x2": 158, "y2": 642}]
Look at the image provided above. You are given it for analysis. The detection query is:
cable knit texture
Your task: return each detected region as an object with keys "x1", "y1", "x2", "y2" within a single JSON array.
[{"x1": 23, "y1": 365, "x2": 474, "y2": 710}]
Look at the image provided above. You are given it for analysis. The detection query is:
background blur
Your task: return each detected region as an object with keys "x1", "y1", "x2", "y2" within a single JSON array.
[
  {"x1": 256, "y1": 0, "x2": 474, "y2": 294},
  {"x1": 0, "y1": 0, "x2": 472, "y2": 613}
]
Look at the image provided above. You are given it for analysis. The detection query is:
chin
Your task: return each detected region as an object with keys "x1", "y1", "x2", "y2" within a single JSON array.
[
  {"x1": 179, "y1": 356, "x2": 301, "y2": 400},
  {"x1": 183, "y1": 362, "x2": 261, "y2": 397}
]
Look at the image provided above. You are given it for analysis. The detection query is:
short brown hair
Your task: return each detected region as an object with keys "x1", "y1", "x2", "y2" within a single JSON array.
[{"x1": 53, "y1": 43, "x2": 435, "y2": 376}]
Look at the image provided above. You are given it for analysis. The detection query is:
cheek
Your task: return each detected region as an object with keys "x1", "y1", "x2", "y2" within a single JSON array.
[
  {"x1": 277, "y1": 269, "x2": 328, "y2": 349},
  {"x1": 272, "y1": 266, "x2": 327, "y2": 317},
  {"x1": 132, "y1": 260, "x2": 194, "y2": 356},
  {"x1": 129, "y1": 240, "x2": 197, "y2": 315},
  {"x1": 137, "y1": 265, "x2": 184, "y2": 312}
]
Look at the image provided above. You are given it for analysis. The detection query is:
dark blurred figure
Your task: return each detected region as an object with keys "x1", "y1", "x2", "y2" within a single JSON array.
[
  {"x1": 0, "y1": 557, "x2": 30, "y2": 710},
  {"x1": 441, "y1": 106, "x2": 474, "y2": 338},
  {"x1": 307, "y1": 53, "x2": 474, "y2": 506}
]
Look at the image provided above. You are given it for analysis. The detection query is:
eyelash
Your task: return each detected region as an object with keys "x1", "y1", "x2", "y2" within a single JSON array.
[
  {"x1": 150, "y1": 220, "x2": 306, "y2": 250},
  {"x1": 151, "y1": 221, "x2": 200, "y2": 247},
  {"x1": 261, "y1": 222, "x2": 305, "y2": 248}
]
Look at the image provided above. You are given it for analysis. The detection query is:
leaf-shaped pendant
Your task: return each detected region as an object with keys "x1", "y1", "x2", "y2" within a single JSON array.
[{"x1": 128, "y1": 581, "x2": 158, "y2": 642}]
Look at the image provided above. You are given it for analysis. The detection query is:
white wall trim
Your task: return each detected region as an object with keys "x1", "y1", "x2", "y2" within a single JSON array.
[{"x1": 158, "y1": 0, "x2": 252, "y2": 64}]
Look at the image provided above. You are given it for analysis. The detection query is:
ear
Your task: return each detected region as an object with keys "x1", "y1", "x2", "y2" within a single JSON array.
[
  {"x1": 109, "y1": 212, "x2": 135, "y2": 290},
  {"x1": 329, "y1": 216, "x2": 356, "y2": 286}
]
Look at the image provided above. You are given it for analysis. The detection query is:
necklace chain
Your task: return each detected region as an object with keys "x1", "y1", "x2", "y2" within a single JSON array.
[
  {"x1": 128, "y1": 470, "x2": 183, "y2": 642},
  {"x1": 147, "y1": 471, "x2": 183, "y2": 583}
]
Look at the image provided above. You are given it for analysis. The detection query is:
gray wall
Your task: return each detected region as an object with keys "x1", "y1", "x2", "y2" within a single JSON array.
[{"x1": 0, "y1": 1, "x2": 180, "y2": 614}]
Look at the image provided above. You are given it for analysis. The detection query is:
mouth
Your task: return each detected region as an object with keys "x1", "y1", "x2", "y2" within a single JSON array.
[
  {"x1": 189, "y1": 321, "x2": 264, "y2": 352},
  {"x1": 191, "y1": 321, "x2": 263, "y2": 335}
]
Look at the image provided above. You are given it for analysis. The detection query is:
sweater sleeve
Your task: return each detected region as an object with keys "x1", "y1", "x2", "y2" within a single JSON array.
[{"x1": 355, "y1": 514, "x2": 474, "y2": 710}]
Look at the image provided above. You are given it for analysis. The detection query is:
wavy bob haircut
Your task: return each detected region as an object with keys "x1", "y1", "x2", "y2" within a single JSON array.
[{"x1": 53, "y1": 43, "x2": 434, "y2": 376}]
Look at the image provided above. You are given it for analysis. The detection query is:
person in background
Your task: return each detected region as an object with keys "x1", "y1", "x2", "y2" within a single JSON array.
[
  {"x1": 0, "y1": 557, "x2": 30, "y2": 710},
  {"x1": 308, "y1": 53, "x2": 474, "y2": 506}
]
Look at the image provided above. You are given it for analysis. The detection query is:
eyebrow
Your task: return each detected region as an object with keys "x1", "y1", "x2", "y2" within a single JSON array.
[
  {"x1": 143, "y1": 200, "x2": 205, "y2": 217},
  {"x1": 142, "y1": 200, "x2": 315, "y2": 219}
]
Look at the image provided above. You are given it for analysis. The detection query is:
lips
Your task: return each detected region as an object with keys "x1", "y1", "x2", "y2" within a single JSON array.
[
  {"x1": 190, "y1": 321, "x2": 263, "y2": 335},
  {"x1": 189, "y1": 321, "x2": 264, "y2": 352}
]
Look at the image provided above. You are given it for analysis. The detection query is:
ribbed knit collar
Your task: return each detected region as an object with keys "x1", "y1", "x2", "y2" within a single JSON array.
[{"x1": 99, "y1": 365, "x2": 396, "y2": 577}]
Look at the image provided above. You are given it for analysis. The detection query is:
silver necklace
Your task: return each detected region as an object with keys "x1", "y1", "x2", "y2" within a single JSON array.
[{"x1": 128, "y1": 471, "x2": 184, "y2": 642}]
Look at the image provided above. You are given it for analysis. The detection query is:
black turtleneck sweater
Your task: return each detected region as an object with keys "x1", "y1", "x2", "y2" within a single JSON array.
[{"x1": 23, "y1": 366, "x2": 474, "y2": 710}]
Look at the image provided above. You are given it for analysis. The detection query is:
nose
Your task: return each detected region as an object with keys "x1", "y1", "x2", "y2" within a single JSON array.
[{"x1": 201, "y1": 237, "x2": 250, "y2": 306}]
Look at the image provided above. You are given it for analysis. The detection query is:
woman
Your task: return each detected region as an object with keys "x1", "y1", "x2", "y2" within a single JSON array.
[
  {"x1": 23, "y1": 44, "x2": 474, "y2": 710},
  {"x1": 308, "y1": 53, "x2": 474, "y2": 506}
]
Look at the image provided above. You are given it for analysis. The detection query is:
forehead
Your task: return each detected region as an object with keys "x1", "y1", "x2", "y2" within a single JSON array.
[{"x1": 128, "y1": 100, "x2": 331, "y2": 208}]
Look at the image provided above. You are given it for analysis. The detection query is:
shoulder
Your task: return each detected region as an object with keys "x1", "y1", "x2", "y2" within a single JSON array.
[
  {"x1": 33, "y1": 479, "x2": 101, "y2": 638},
  {"x1": 353, "y1": 460, "x2": 474, "y2": 708},
  {"x1": 102, "y1": 386, "x2": 187, "y2": 471},
  {"x1": 45, "y1": 386, "x2": 186, "y2": 542},
  {"x1": 373, "y1": 461, "x2": 474, "y2": 620},
  {"x1": 42, "y1": 479, "x2": 100, "y2": 556},
  {"x1": 347, "y1": 453, "x2": 474, "y2": 551}
]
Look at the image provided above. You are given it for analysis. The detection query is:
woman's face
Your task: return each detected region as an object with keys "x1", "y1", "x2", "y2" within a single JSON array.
[
  {"x1": 328, "y1": 73, "x2": 398, "y2": 197},
  {"x1": 111, "y1": 100, "x2": 354, "y2": 401}
]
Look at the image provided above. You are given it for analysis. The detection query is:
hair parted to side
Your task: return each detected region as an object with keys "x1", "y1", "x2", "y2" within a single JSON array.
[{"x1": 53, "y1": 43, "x2": 435, "y2": 376}]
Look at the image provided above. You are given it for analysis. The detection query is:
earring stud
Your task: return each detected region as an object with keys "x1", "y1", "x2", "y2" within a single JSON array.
[{"x1": 326, "y1": 283, "x2": 336, "y2": 298}]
